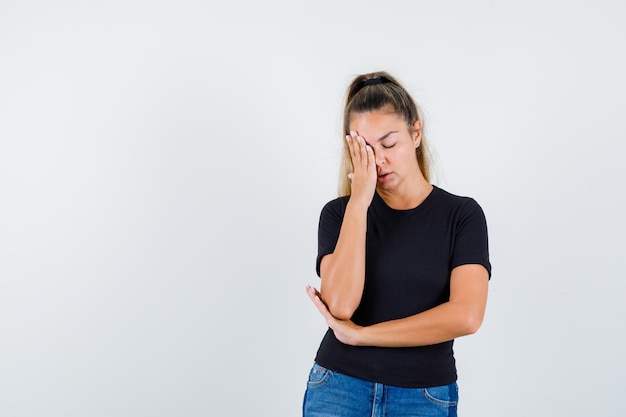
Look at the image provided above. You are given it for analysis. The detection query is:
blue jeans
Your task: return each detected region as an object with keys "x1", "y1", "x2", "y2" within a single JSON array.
[{"x1": 303, "y1": 363, "x2": 458, "y2": 417}]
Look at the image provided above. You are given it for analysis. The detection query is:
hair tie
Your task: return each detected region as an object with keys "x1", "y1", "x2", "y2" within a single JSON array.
[
  {"x1": 361, "y1": 76, "x2": 390, "y2": 86},
  {"x1": 354, "y1": 76, "x2": 391, "y2": 95}
]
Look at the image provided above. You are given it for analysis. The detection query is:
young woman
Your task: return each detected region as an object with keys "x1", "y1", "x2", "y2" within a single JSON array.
[{"x1": 304, "y1": 72, "x2": 491, "y2": 416}]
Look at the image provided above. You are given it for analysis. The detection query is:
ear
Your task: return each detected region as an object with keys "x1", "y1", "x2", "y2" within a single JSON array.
[{"x1": 412, "y1": 120, "x2": 422, "y2": 148}]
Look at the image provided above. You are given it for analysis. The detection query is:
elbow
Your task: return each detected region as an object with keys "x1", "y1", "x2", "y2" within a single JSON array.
[
  {"x1": 324, "y1": 297, "x2": 357, "y2": 321},
  {"x1": 464, "y1": 320, "x2": 482, "y2": 336},
  {"x1": 332, "y1": 311, "x2": 354, "y2": 321},
  {"x1": 461, "y1": 313, "x2": 484, "y2": 336},
  {"x1": 327, "y1": 303, "x2": 356, "y2": 321},
  {"x1": 319, "y1": 286, "x2": 359, "y2": 320}
]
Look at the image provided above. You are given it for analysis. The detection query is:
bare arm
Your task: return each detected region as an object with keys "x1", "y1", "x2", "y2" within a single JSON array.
[
  {"x1": 319, "y1": 132, "x2": 377, "y2": 320},
  {"x1": 319, "y1": 201, "x2": 368, "y2": 320},
  {"x1": 308, "y1": 264, "x2": 489, "y2": 346}
]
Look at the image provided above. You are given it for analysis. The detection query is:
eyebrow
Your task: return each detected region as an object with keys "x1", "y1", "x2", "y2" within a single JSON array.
[
  {"x1": 376, "y1": 131, "x2": 398, "y2": 142},
  {"x1": 363, "y1": 131, "x2": 399, "y2": 147}
]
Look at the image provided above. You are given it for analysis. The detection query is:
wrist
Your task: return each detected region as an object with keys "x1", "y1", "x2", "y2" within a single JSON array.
[
  {"x1": 346, "y1": 196, "x2": 371, "y2": 213},
  {"x1": 354, "y1": 325, "x2": 369, "y2": 347}
]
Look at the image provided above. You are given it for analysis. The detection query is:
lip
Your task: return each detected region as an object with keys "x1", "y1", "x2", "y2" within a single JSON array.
[{"x1": 377, "y1": 172, "x2": 392, "y2": 182}]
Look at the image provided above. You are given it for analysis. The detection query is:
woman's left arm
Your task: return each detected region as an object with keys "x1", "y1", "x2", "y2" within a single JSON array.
[{"x1": 306, "y1": 264, "x2": 489, "y2": 347}]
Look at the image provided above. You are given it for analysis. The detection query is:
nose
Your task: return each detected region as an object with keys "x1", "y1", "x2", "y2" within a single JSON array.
[{"x1": 375, "y1": 154, "x2": 385, "y2": 166}]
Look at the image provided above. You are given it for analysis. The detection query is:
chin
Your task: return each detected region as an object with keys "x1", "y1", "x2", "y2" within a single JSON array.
[{"x1": 377, "y1": 182, "x2": 396, "y2": 191}]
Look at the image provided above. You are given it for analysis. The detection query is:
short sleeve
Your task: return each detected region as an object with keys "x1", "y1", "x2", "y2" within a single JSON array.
[
  {"x1": 316, "y1": 198, "x2": 348, "y2": 277},
  {"x1": 450, "y1": 198, "x2": 491, "y2": 278}
]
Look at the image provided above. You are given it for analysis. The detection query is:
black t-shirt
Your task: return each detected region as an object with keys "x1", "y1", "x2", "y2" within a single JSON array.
[{"x1": 314, "y1": 185, "x2": 491, "y2": 388}]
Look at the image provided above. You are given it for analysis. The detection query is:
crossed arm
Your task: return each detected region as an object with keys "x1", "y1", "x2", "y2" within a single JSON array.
[
  {"x1": 306, "y1": 263, "x2": 489, "y2": 348},
  {"x1": 313, "y1": 131, "x2": 489, "y2": 348}
]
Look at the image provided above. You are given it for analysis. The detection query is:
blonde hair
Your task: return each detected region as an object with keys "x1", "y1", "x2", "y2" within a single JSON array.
[{"x1": 338, "y1": 71, "x2": 431, "y2": 196}]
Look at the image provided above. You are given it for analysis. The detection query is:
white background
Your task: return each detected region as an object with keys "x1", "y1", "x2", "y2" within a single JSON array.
[{"x1": 1, "y1": 1, "x2": 625, "y2": 416}]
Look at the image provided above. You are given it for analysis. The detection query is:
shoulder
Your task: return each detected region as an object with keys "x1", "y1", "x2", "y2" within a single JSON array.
[
  {"x1": 320, "y1": 195, "x2": 350, "y2": 215},
  {"x1": 318, "y1": 196, "x2": 351, "y2": 225},
  {"x1": 432, "y1": 186, "x2": 485, "y2": 215}
]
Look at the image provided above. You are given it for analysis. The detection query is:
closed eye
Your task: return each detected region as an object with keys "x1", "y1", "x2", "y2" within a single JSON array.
[{"x1": 382, "y1": 143, "x2": 396, "y2": 149}]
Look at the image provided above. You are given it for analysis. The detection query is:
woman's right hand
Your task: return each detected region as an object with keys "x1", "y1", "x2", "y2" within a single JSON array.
[
  {"x1": 319, "y1": 132, "x2": 373, "y2": 319},
  {"x1": 347, "y1": 131, "x2": 377, "y2": 207}
]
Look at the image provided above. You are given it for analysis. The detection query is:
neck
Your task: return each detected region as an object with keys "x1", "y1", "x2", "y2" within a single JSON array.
[{"x1": 377, "y1": 175, "x2": 433, "y2": 210}]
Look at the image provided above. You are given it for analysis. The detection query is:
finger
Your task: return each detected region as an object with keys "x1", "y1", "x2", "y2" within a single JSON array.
[
  {"x1": 306, "y1": 286, "x2": 335, "y2": 324},
  {"x1": 365, "y1": 144, "x2": 375, "y2": 169},
  {"x1": 349, "y1": 131, "x2": 365, "y2": 160},
  {"x1": 356, "y1": 135, "x2": 368, "y2": 167},
  {"x1": 312, "y1": 286, "x2": 324, "y2": 303},
  {"x1": 307, "y1": 286, "x2": 327, "y2": 312},
  {"x1": 306, "y1": 285, "x2": 325, "y2": 308},
  {"x1": 346, "y1": 136, "x2": 358, "y2": 170},
  {"x1": 305, "y1": 285, "x2": 318, "y2": 301},
  {"x1": 347, "y1": 133, "x2": 361, "y2": 167}
]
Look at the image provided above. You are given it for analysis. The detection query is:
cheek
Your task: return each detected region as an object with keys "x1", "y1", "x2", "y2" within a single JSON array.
[{"x1": 397, "y1": 147, "x2": 418, "y2": 164}]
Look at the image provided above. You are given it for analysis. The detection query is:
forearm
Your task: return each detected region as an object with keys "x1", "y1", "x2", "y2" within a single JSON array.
[
  {"x1": 351, "y1": 264, "x2": 489, "y2": 347},
  {"x1": 320, "y1": 200, "x2": 368, "y2": 319},
  {"x1": 357, "y1": 301, "x2": 485, "y2": 348}
]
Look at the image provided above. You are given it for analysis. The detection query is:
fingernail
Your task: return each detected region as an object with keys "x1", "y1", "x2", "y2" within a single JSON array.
[
  {"x1": 346, "y1": 135, "x2": 351, "y2": 142},
  {"x1": 350, "y1": 131, "x2": 357, "y2": 136}
]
